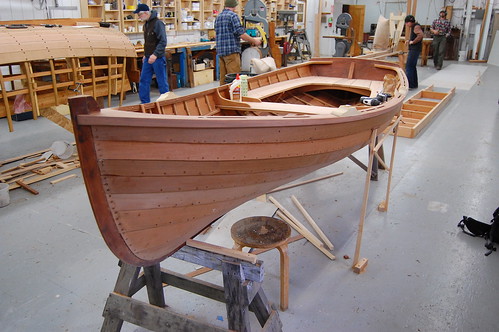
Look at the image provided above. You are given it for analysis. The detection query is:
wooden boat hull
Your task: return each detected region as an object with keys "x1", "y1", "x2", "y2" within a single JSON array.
[{"x1": 69, "y1": 58, "x2": 408, "y2": 266}]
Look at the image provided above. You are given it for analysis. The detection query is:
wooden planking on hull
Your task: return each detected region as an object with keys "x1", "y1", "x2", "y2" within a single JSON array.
[{"x1": 69, "y1": 57, "x2": 408, "y2": 266}]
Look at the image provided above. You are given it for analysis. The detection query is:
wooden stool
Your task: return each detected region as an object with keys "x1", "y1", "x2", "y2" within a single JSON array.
[{"x1": 231, "y1": 216, "x2": 291, "y2": 311}]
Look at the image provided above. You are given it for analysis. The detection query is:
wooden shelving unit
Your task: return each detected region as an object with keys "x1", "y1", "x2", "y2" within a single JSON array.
[
  {"x1": 295, "y1": 0, "x2": 306, "y2": 29},
  {"x1": 276, "y1": 0, "x2": 296, "y2": 27},
  {"x1": 202, "y1": 0, "x2": 222, "y2": 29},
  {"x1": 84, "y1": 0, "x2": 305, "y2": 34},
  {"x1": 178, "y1": 0, "x2": 202, "y2": 31},
  {"x1": 148, "y1": 1, "x2": 177, "y2": 31},
  {"x1": 87, "y1": 0, "x2": 104, "y2": 21}
]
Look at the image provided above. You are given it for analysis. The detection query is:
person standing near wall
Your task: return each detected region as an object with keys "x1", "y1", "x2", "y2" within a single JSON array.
[
  {"x1": 430, "y1": 10, "x2": 451, "y2": 70},
  {"x1": 404, "y1": 15, "x2": 424, "y2": 90},
  {"x1": 215, "y1": 0, "x2": 261, "y2": 85},
  {"x1": 134, "y1": 4, "x2": 169, "y2": 103}
]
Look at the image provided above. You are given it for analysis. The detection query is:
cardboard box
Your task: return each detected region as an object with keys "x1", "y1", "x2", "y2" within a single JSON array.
[
  {"x1": 194, "y1": 63, "x2": 205, "y2": 71},
  {"x1": 192, "y1": 69, "x2": 214, "y2": 87}
]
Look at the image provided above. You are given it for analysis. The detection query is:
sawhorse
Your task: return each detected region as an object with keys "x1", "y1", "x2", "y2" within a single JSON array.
[{"x1": 101, "y1": 240, "x2": 282, "y2": 332}]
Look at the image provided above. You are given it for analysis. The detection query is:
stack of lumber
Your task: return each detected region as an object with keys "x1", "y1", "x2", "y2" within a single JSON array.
[{"x1": 0, "y1": 147, "x2": 80, "y2": 194}]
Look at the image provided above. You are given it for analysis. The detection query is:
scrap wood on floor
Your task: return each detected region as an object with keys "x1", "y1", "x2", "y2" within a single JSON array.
[
  {"x1": 0, "y1": 143, "x2": 79, "y2": 193},
  {"x1": 268, "y1": 195, "x2": 336, "y2": 260}
]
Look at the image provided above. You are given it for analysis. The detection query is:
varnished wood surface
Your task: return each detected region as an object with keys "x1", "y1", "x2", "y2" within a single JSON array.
[
  {"x1": 0, "y1": 26, "x2": 136, "y2": 65},
  {"x1": 69, "y1": 58, "x2": 408, "y2": 266}
]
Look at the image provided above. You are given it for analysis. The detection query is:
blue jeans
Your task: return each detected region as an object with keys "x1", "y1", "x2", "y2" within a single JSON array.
[
  {"x1": 405, "y1": 48, "x2": 421, "y2": 89},
  {"x1": 139, "y1": 56, "x2": 169, "y2": 104}
]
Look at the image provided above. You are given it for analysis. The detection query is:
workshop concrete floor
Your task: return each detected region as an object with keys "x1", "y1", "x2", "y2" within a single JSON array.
[{"x1": 1, "y1": 61, "x2": 498, "y2": 332}]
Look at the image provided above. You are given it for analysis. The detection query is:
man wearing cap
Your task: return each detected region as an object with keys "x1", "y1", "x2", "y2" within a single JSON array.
[
  {"x1": 215, "y1": 0, "x2": 261, "y2": 85},
  {"x1": 134, "y1": 3, "x2": 169, "y2": 103},
  {"x1": 430, "y1": 10, "x2": 451, "y2": 70}
]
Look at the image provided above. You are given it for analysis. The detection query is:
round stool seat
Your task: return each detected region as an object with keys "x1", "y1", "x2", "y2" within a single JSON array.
[{"x1": 231, "y1": 216, "x2": 291, "y2": 249}]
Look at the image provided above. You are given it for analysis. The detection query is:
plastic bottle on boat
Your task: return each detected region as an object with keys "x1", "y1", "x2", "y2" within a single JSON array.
[
  {"x1": 229, "y1": 74, "x2": 241, "y2": 101},
  {"x1": 240, "y1": 74, "x2": 248, "y2": 98}
]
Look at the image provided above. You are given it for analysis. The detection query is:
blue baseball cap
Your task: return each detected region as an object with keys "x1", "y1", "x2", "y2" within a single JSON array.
[{"x1": 133, "y1": 4, "x2": 150, "y2": 14}]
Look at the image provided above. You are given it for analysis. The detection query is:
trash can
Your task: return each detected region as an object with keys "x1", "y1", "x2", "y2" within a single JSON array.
[
  {"x1": 0, "y1": 183, "x2": 10, "y2": 208},
  {"x1": 224, "y1": 72, "x2": 258, "y2": 84}
]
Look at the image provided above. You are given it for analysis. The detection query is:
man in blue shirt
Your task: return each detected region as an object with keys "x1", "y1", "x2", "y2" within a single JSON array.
[
  {"x1": 134, "y1": 3, "x2": 169, "y2": 103},
  {"x1": 215, "y1": 0, "x2": 261, "y2": 85}
]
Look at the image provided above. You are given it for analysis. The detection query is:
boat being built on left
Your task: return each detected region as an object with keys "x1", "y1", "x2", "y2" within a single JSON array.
[{"x1": 0, "y1": 25, "x2": 140, "y2": 132}]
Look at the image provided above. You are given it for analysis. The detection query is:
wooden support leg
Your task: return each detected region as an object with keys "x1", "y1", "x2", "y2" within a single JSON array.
[
  {"x1": 143, "y1": 264, "x2": 166, "y2": 308},
  {"x1": 276, "y1": 244, "x2": 289, "y2": 311},
  {"x1": 248, "y1": 287, "x2": 272, "y2": 326},
  {"x1": 352, "y1": 129, "x2": 377, "y2": 273},
  {"x1": 101, "y1": 262, "x2": 141, "y2": 332},
  {"x1": 222, "y1": 261, "x2": 251, "y2": 332},
  {"x1": 119, "y1": 57, "x2": 127, "y2": 106},
  {"x1": 0, "y1": 71, "x2": 14, "y2": 132},
  {"x1": 378, "y1": 115, "x2": 401, "y2": 212}
]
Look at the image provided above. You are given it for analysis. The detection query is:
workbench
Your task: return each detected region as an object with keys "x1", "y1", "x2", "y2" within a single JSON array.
[
  {"x1": 397, "y1": 37, "x2": 433, "y2": 66},
  {"x1": 135, "y1": 41, "x2": 217, "y2": 89},
  {"x1": 136, "y1": 38, "x2": 286, "y2": 89}
]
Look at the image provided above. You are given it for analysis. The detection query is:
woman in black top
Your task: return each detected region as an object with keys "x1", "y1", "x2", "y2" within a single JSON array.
[{"x1": 404, "y1": 15, "x2": 424, "y2": 89}]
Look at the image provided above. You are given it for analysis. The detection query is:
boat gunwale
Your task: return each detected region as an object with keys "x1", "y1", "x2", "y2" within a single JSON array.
[
  {"x1": 77, "y1": 58, "x2": 407, "y2": 129},
  {"x1": 75, "y1": 98, "x2": 403, "y2": 128}
]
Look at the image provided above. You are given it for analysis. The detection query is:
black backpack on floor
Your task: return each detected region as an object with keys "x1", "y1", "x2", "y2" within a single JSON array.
[{"x1": 458, "y1": 207, "x2": 499, "y2": 256}]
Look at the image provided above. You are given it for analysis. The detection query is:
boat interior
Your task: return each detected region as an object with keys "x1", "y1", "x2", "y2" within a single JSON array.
[{"x1": 111, "y1": 59, "x2": 407, "y2": 118}]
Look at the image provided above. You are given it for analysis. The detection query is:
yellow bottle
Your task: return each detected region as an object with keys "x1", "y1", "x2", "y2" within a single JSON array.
[{"x1": 229, "y1": 74, "x2": 241, "y2": 101}]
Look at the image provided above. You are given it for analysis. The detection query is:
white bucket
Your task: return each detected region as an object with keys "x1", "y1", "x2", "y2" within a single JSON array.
[
  {"x1": 0, "y1": 183, "x2": 10, "y2": 208},
  {"x1": 458, "y1": 50, "x2": 466, "y2": 62},
  {"x1": 50, "y1": 141, "x2": 74, "y2": 159}
]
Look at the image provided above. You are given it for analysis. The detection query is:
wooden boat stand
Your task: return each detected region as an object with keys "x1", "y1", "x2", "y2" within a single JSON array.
[
  {"x1": 101, "y1": 241, "x2": 282, "y2": 332},
  {"x1": 352, "y1": 114, "x2": 402, "y2": 274},
  {"x1": 348, "y1": 142, "x2": 385, "y2": 181}
]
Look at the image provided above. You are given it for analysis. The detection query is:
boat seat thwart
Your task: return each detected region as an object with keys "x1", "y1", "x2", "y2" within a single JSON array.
[{"x1": 218, "y1": 98, "x2": 362, "y2": 116}]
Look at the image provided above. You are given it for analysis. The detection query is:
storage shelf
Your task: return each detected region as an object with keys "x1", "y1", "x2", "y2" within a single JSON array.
[{"x1": 85, "y1": 0, "x2": 305, "y2": 34}]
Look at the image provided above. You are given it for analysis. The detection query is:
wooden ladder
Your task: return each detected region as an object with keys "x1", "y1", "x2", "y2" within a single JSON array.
[{"x1": 101, "y1": 241, "x2": 282, "y2": 332}]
